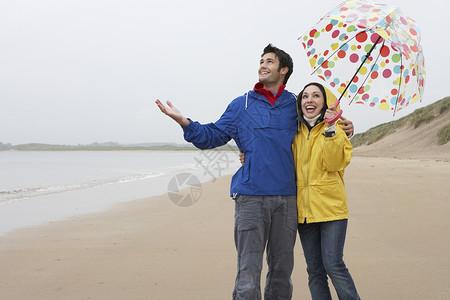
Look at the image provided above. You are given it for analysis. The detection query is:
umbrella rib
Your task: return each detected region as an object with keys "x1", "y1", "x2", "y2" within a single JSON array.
[
  {"x1": 311, "y1": 10, "x2": 393, "y2": 78},
  {"x1": 338, "y1": 34, "x2": 384, "y2": 102},
  {"x1": 415, "y1": 50, "x2": 425, "y2": 103},
  {"x1": 311, "y1": 33, "x2": 360, "y2": 77},
  {"x1": 348, "y1": 41, "x2": 384, "y2": 105},
  {"x1": 392, "y1": 53, "x2": 403, "y2": 116}
]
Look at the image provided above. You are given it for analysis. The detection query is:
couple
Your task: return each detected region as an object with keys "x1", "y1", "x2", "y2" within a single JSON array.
[{"x1": 155, "y1": 44, "x2": 360, "y2": 300}]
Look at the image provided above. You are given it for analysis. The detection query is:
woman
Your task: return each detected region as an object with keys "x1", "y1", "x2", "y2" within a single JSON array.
[{"x1": 293, "y1": 82, "x2": 359, "y2": 300}]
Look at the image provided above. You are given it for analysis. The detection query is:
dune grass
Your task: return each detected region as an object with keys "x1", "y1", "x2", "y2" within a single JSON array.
[
  {"x1": 437, "y1": 122, "x2": 450, "y2": 145},
  {"x1": 351, "y1": 96, "x2": 450, "y2": 147}
]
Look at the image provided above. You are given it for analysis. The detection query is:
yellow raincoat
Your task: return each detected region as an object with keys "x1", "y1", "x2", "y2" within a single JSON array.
[{"x1": 292, "y1": 91, "x2": 353, "y2": 224}]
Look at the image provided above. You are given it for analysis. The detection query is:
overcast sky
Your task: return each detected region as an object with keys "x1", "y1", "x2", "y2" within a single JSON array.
[{"x1": 1, "y1": 0, "x2": 449, "y2": 145}]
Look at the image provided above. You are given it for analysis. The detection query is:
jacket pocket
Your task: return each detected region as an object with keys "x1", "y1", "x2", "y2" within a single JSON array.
[
  {"x1": 309, "y1": 181, "x2": 347, "y2": 217},
  {"x1": 310, "y1": 178, "x2": 339, "y2": 186}
]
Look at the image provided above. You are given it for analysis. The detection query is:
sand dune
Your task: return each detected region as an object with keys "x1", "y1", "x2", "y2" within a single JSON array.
[{"x1": 354, "y1": 110, "x2": 450, "y2": 160}]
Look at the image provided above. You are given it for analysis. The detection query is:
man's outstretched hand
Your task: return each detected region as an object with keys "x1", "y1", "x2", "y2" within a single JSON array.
[
  {"x1": 155, "y1": 99, "x2": 190, "y2": 127},
  {"x1": 338, "y1": 116, "x2": 354, "y2": 138}
]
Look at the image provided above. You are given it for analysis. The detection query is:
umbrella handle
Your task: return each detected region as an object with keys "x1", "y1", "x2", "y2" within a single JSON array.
[{"x1": 325, "y1": 100, "x2": 343, "y2": 124}]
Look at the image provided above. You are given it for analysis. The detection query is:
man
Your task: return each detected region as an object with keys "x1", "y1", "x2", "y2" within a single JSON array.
[{"x1": 155, "y1": 44, "x2": 353, "y2": 300}]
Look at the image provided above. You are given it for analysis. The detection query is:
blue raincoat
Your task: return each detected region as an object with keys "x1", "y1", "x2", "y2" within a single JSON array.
[{"x1": 183, "y1": 89, "x2": 298, "y2": 197}]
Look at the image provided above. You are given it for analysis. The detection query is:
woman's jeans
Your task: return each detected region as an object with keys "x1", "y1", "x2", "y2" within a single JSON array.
[{"x1": 298, "y1": 219, "x2": 360, "y2": 300}]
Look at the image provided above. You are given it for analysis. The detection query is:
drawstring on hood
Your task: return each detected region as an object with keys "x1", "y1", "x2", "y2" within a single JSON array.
[{"x1": 245, "y1": 92, "x2": 248, "y2": 110}]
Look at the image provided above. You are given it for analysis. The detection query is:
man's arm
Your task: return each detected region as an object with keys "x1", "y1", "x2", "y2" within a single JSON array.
[{"x1": 155, "y1": 99, "x2": 232, "y2": 149}]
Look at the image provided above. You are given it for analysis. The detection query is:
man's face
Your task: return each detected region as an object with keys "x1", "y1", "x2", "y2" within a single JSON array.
[{"x1": 258, "y1": 53, "x2": 283, "y2": 85}]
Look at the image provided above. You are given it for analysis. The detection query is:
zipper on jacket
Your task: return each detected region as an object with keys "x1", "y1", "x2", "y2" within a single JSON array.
[{"x1": 303, "y1": 129, "x2": 311, "y2": 221}]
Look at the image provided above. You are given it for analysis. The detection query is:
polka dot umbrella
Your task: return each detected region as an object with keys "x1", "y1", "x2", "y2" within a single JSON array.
[{"x1": 299, "y1": 0, "x2": 425, "y2": 120}]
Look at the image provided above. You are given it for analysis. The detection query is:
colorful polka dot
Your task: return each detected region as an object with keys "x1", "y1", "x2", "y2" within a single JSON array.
[
  {"x1": 392, "y1": 53, "x2": 401, "y2": 63},
  {"x1": 356, "y1": 32, "x2": 368, "y2": 43},
  {"x1": 390, "y1": 96, "x2": 398, "y2": 105},
  {"x1": 362, "y1": 93, "x2": 370, "y2": 101},
  {"x1": 359, "y1": 66, "x2": 368, "y2": 75},
  {"x1": 364, "y1": 44, "x2": 373, "y2": 53},
  {"x1": 350, "y1": 53, "x2": 359, "y2": 63},
  {"x1": 380, "y1": 45, "x2": 390, "y2": 57},
  {"x1": 370, "y1": 33, "x2": 382, "y2": 44},
  {"x1": 332, "y1": 30, "x2": 340, "y2": 38},
  {"x1": 383, "y1": 69, "x2": 392, "y2": 78},
  {"x1": 347, "y1": 25, "x2": 356, "y2": 32}
]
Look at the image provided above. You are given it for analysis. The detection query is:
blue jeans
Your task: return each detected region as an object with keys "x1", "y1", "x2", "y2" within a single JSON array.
[
  {"x1": 233, "y1": 195, "x2": 297, "y2": 300},
  {"x1": 298, "y1": 219, "x2": 360, "y2": 300}
]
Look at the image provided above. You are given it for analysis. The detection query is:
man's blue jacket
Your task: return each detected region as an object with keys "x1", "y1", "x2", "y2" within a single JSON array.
[{"x1": 183, "y1": 89, "x2": 298, "y2": 197}]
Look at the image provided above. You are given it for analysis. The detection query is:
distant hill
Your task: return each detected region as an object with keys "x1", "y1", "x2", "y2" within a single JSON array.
[
  {"x1": 351, "y1": 96, "x2": 450, "y2": 160},
  {"x1": 3, "y1": 97, "x2": 449, "y2": 159}
]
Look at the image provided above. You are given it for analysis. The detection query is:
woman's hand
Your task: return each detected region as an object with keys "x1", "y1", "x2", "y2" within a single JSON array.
[
  {"x1": 239, "y1": 151, "x2": 245, "y2": 166},
  {"x1": 324, "y1": 105, "x2": 338, "y2": 127}
]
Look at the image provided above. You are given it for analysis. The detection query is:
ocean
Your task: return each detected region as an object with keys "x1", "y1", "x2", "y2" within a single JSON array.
[{"x1": 0, "y1": 150, "x2": 241, "y2": 235}]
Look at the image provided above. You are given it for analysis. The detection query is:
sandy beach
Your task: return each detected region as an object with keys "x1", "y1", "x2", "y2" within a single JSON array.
[{"x1": 1, "y1": 154, "x2": 449, "y2": 299}]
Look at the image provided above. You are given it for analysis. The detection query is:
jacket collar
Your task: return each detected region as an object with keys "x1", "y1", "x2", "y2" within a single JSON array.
[{"x1": 253, "y1": 82, "x2": 286, "y2": 105}]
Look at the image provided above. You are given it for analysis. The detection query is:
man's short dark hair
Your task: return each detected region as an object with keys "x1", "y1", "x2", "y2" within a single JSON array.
[{"x1": 262, "y1": 44, "x2": 294, "y2": 85}]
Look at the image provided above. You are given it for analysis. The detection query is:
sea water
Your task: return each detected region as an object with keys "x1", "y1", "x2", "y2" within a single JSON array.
[{"x1": 0, "y1": 150, "x2": 241, "y2": 235}]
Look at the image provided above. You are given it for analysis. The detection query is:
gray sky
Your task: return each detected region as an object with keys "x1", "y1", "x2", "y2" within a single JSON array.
[{"x1": 1, "y1": 0, "x2": 449, "y2": 145}]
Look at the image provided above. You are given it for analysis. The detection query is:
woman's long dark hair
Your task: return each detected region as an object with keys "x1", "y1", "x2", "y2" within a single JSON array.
[{"x1": 297, "y1": 82, "x2": 329, "y2": 130}]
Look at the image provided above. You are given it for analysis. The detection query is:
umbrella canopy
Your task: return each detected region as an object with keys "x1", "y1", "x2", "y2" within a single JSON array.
[{"x1": 299, "y1": 0, "x2": 425, "y2": 115}]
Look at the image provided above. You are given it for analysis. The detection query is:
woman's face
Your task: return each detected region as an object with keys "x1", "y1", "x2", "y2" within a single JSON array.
[{"x1": 301, "y1": 85, "x2": 325, "y2": 119}]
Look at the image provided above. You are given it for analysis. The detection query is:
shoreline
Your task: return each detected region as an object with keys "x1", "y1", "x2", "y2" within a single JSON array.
[
  {"x1": 0, "y1": 150, "x2": 241, "y2": 236},
  {"x1": 1, "y1": 156, "x2": 449, "y2": 299}
]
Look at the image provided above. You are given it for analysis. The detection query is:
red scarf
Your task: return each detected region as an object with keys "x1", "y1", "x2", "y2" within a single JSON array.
[{"x1": 253, "y1": 82, "x2": 286, "y2": 105}]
